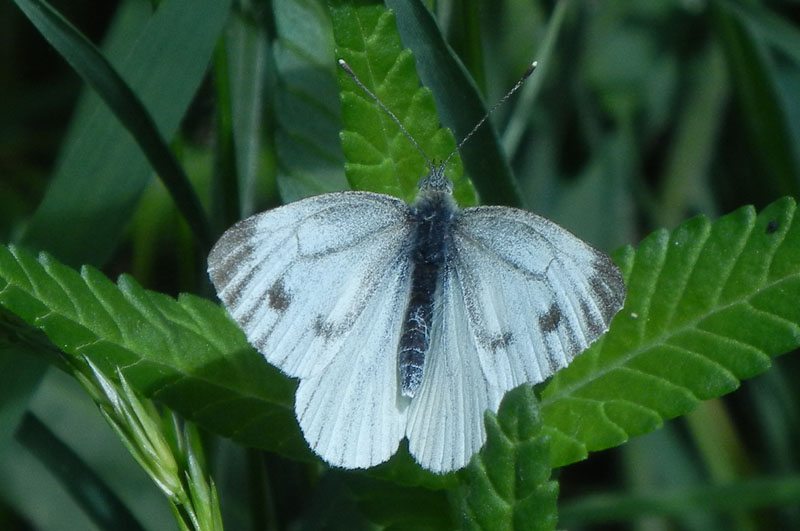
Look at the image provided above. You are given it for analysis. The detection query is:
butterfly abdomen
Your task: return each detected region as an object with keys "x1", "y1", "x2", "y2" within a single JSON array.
[{"x1": 399, "y1": 191, "x2": 456, "y2": 398}]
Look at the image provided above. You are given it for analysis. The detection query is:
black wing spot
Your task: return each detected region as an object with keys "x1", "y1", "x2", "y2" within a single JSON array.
[
  {"x1": 579, "y1": 298, "x2": 604, "y2": 337},
  {"x1": 589, "y1": 274, "x2": 624, "y2": 322},
  {"x1": 267, "y1": 279, "x2": 291, "y2": 312},
  {"x1": 489, "y1": 331, "x2": 514, "y2": 352},
  {"x1": 312, "y1": 315, "x2": 350, "y2": 341},
  {"x1": 539, "y1": 303, "x2": 562, "y2": 333},
  {"x1": 766, "y1": 220, "x2": 779, "y2": 234}
]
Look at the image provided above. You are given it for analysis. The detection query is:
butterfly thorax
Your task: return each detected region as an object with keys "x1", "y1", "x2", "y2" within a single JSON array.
[{"x1": 398, "y1": 173, "x2": 458, "y2": 398}]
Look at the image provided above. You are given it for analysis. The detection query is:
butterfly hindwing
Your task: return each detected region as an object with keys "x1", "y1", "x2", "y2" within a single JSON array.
[
  {"x1": 405, "y1": 260, "x2": 505, "y2": 473},
  {"x1": 295, "y1": 248, "x2": 412, "y2": 468}
]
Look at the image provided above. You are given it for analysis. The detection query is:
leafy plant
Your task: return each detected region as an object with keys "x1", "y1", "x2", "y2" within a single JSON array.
[{"x1": 3, "y1": 0, "x2": 800, "y2": 529}]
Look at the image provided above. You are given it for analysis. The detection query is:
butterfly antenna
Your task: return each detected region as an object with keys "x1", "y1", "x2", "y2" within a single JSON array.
[
  {"x1": 442, "y1": 61, "x2": 537, "y2": 168},
  {"x1": 338, "y1": 59, "x2": 435, "y2": 174}
]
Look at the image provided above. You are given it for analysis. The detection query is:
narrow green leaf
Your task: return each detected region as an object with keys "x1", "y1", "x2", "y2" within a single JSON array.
[
  {"x1": 13, "y1": 0, "x2": 213, "y2": 253},
  {"x1": 385, "y1": 0, "x2": 521, "y2": 207},
  {"x1": 716, "y1": 0, "x2": 800, "y2": 66},
  {"x1": 272, "y1": 0, "x2": 349, "y2": 202},
  {"x1": 460, "y1": 386, "x2": 558, "y2": 531},
  {"x1": 540, "y1": 196, "x2": 800, "y2": 468},
  {"x1": 18, "y1": 0, "x2": 231, "y2": 266},
  {"x1": 211, "y1": 39, "x2": 240, "y2": 232},
  {"x1": 502, "y1": 0, "x2": 570, "y2": 159},
  {"x1": 330, "y1": 0, "x2": 477, "y2": 206},
  {"x1": 225, "y1": 13, "x2": 270, "y2": 218},
  {"x1": 657, "y1": 40, "x2": 727, "y2": 228},
  {"x1": 713, "y1": 3, "x2": 800, "y2": 197},
  {"x1": 15, "y1": 413, "x2": 145, "y2": 531}
]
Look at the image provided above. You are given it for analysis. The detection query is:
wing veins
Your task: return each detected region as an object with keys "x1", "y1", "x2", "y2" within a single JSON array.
[{"x1": 453, "y1": 222, "x2": 554, "y2": 281}]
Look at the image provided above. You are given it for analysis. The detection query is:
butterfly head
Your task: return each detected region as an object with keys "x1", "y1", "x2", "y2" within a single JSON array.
[{"x1": 418, "y1": 163, "x2": 453, "y2": 196}]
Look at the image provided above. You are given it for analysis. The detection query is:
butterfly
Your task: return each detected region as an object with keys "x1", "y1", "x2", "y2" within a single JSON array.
[{"x1": 207, "y1": 61, "x2": 626, "y2": 473}]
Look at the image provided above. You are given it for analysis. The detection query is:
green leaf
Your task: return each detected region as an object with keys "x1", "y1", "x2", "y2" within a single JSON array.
[
  {"x1": 385, "y1": 0, "x2": 520, "y2": 207},
  {"x1": 272, "y1": 0, "x2": 349, "y2": 202},
  {"x1": 540, "y1": 196, "x2": 800, "y2": 468},
  {"x1": 0, "y1": 244, "x2": 306, "y2": 462},
  {"x1": 460, "y1": 385, "x2": 558, "y2": 531},
  {"x1": 225, "y1": 12, "x2": 271, "y2": 218},
  {"x1": 716, "y1": 0, "x2": 800, "y2": 67},
  {"x1": 330, "y1": 0, "x2": 478, "y2": 206},
  {"x1": 18, "y1": 0, "x2": 231, "y2": 266}
]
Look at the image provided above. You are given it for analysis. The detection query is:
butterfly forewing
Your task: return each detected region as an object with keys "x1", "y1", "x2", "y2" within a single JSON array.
[
  {"x1": 208, "y1": 192, "x2": 413, "y2": 381},
  {"x1": 449, "y1": 206, "x2": 626, "y2": 391}
]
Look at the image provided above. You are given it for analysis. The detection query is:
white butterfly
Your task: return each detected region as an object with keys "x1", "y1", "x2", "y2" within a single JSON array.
[
  {"x1": 207, "y1": 62, "x2": 626, "y2": 474},
  {"x1": 208, "y1": 167, "x2": 624, "y2": 473}
]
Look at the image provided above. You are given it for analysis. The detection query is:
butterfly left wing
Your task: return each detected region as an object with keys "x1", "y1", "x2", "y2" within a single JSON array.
[{"x1": 208, "y1": 192, "x2": 413, "y2": 380}]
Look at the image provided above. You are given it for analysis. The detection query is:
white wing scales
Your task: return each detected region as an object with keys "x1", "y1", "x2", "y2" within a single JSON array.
[
  {"x1": 209, "y1": 192, "x2": 412, "y2": 380},
  {"x1": 406, "y1": 263, "x2": 505, "y2": 472},
  {"x1": 295, "y1": 250, "x2": 411, "y2": 468},
  {"x1": 449, "y1": 206, "x2": 625, "y2": 391}
]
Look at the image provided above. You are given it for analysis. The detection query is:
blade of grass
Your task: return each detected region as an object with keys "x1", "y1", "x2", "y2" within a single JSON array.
[
  {"x1": 502, "y1": 0, "x2": 570, "y2": 159},
  {"x1": 17, "y1": 0, "x2": 230, "y2": 266},
  {"x1": 713, "y1": 2, "x2": 800, "y2": 198},
  {"x1": 13, "y1": 0, "x2": 213, "y2": 254},
  {"x1": 211, "y1": 37, "x2": 240, "y2": 234},
  {"x1": 15, "y1": 412, "x2": 145, "y2": 531},
  {"x1": 716, "y1": 0, "x2": 800, "y2": 66},
  {"x1": 225, "y1": 13, "x2": 269, "y2": 219}
]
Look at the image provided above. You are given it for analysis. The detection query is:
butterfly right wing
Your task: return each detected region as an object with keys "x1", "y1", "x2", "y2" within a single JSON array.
[{"x1": 207, "y1": 191, "x2": 413, "y2": 380}]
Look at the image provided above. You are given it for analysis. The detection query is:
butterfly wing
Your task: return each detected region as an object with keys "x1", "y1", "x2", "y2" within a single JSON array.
[
  {"x1": 405, "y1": 262, "x2": 505, "y2": 472},
  {"x1": 208, "y1": 192, "x2": 412, "y2": 379},
  {"x1": 294, "y1": 251, "x2": 412, "y2": 468},
  {"x1": 406, "y1": 205, "x2": 625, "y2": 472},
  {"x1": 208, "y1": 192, "x2": 414, "y2": 468},
  {"x1": 450, "y1": 206, "x2": 625, "y2": 391}
]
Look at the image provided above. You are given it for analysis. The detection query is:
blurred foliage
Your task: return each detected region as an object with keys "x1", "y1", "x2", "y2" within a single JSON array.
[{"x1": 2, "y1": 0, "x2": 800, "y2": 529}]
